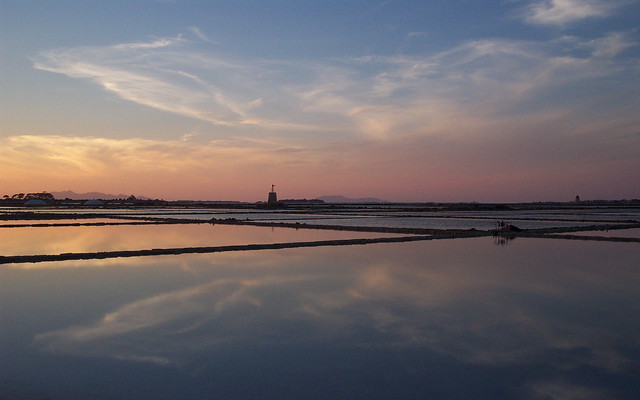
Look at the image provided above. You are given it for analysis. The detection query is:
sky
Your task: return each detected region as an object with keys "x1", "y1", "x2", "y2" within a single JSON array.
[{"x1": 1, "y1": 0, "x2": 639, "y2": 202}]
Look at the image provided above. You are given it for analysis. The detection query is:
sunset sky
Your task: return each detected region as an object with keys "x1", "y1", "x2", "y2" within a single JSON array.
[{"x1": 2, "y1": 0, "x2": 639, "y2": 202}]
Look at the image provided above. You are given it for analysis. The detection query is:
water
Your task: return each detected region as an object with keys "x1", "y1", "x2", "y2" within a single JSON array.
[
  {"x1": 561, "y1": 228, "x2": 640, "y2": 238},
  {"x1": 1, "y1": 237, "x2": 639, "y2": 398},
  {"x1": 8, "y1": 206, "x2": 639, "y2": 227},
  {"x1": 1, "y1": 207, "x2": 639, "y2": 399},
  {"x1": 0, "y1": 223, "x2": 402, "y2": 256},
  {"x1": 0, "y1": 218, "x2": 139, "y2": 226},
  {"x1": 241, "y1": 216, "x2": 605, "y2": 230}
]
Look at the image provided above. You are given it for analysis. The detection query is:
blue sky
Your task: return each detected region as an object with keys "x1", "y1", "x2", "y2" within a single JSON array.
[{"x1": 2, "y1": 0, "x2": 639, "y2": 201}]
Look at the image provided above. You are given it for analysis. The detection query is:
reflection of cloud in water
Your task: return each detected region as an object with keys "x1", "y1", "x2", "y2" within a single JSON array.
[
  {"x1": 34, "y1": 277, "x2": 290, "y2": 364},
  {"x1": 1, "y1": 223, "x2": 397, "y2": 259},
  {"x1": 33, "y1": 239, "x2": 639, "y2": 380},
  {"x1": 525, "y1": 380, "x2": 609, "y2": 400}
]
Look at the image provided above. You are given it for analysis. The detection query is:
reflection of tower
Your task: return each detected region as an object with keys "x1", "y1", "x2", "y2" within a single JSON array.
[{"x1": 268, "y1": 184, "x2": 278, "y2": 205}]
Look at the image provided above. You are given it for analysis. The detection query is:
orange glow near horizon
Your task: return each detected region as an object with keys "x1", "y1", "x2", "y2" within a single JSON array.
[{"x1": 1, "y1": 134, "x2": 637, "y2": 203}]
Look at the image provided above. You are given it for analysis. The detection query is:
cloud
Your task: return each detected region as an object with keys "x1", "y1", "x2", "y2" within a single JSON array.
[
  {"x1": 33, "y1": 38, "x2": 316, "y2": 131},
  {"x1": 25, "y1": 30, "x2": 640, "y2": 201},
  {"x1": 187, "y1": 26, "x2": 217, "y2": 44},
  {"x1": 583, "y1": 31, "x2": 636, "y2": 58},
  {"x1": 316, "y1": 34, "x2": 639, "y2": 142},
  {"x1": 33, "y1": 31, "x2": 639, "y2": 142},
  {"x1": 112, "y1": 37, "x2": 182, "y2": 49},
  {"x1": 525, "y1": 0, "x2": 620, "y2": 25},
  {"x1": 406, "y1": 31, "x2": 427, "y2": 39}
]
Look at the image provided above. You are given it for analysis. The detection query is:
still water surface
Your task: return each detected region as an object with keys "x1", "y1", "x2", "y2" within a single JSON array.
[
  {"x1": 0, "y1": 224, "x2": 401, "y2": 256},
  {"x1": 1, "y1": 235, "x2": 638, "y2": 399},
  {"x1": 554, "y1": 228, "x2": 640, "y2": 239}
]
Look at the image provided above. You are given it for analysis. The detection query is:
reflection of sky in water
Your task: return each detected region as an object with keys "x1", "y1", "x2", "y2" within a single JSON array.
[
  {"x1": 0, "y1": 218, "x2": 138, "y2": 226},
  {"x1": 132, "y1": 209, "x2": 638, "y2": 229},
  {"x1": 8, "y1": 207, "x2": 637, "y2": 231},
  {"x1": 252, "y1": 217, "x2": 603, "y2": 230},
  {"x1": 1, "y1": 237, "x2": 639, "y2": 399},
  {"x1": 0, "y1": 224, "x2": 402, "y2": 256},
  {"x1": 8, "y1": 206, "x2": 640, "y2": 220},
  {"x1": 132, "y1": 214, "x2": 618, "y2": 230}
]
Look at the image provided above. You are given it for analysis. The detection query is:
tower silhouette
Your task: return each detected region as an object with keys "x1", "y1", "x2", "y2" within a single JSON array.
[{"x1": 268, "y1": 185, "x2": 278, "y2": 205}]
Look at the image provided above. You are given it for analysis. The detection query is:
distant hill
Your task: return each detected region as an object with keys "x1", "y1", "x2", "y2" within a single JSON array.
[
  {"x1": 51, "y1": 190, "x2": 149, "y2": 200},
  {"x1": 317, "y1": 195, "x2": 389, "y2": 204}
]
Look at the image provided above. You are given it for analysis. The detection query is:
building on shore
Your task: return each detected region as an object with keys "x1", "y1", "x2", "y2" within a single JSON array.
[{"x1": 268, "y1": 185, "x2": 278, "y2": 205}]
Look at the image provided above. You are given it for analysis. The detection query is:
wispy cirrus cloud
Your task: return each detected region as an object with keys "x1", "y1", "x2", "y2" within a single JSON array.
[
  {"x1": 524, "y1": 0, "x2": 621, "y2": 25},
  {"x1": 583, "y1": 31, "x2": 636, "y2": 58},
  {"x1": 187, "y1": 26, "x2": 217, "y2": 44},
  {"x1": 33, "y1": 30, "x2": 638, "y2": 143},
  {"x1": 304, "y1": 34, "x2": 639, "y2": 142},
  {"x1": 33, "y1": 38, "x2": 317, "y2": 131},
  {"x1": 112, "y1": 36, "x2": 182, "y2": 50}
]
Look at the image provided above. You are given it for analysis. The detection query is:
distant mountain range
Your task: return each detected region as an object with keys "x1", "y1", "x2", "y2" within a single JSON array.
[
  {"x1": 317, "y1": 195, "x2": 389, "y2": 204},
  {"x1": 51, "y1": 190, "x2": 149, "y2": 200}
]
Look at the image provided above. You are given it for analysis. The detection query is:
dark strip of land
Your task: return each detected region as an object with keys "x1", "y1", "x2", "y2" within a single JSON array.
[{"x1": 0, "y1": 235, "x2": 438, "y2": 265}]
